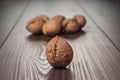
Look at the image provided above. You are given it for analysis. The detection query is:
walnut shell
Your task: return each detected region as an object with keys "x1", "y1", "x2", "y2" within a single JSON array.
[
  {"x1": 62, "y1": 19, "x2": 80, "y2": 33},
  {"x1": 52, "y1": 15, "x2": 65, "y2": 24},
  {"x1": 37, "y1": 15, "x2": 49, "y2": 22},
  {"x1": 62, "y1": 19, "x2": 70, "y2": 28},
  {"x1": 46, "y1": 36, "x2": 73, "y2": 68},
  {"x1": 73, "y1": 15, "x2": 86, "y2": 28},
  {"x1": 26, "y1": 16, "x2": 45, "y2": 34},
  {"x1": 42, "y1": 19, "x2": 61, "y2": 36}
]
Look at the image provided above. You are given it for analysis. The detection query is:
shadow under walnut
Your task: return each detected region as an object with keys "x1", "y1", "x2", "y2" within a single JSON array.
[
  {"x1": 26, "y1": 34, "x2": 52, "y2": 42},
  {"x1": 47, "y1": 68, "x2": 73, "y2": 80},
  {"x1": 61, "y1": 30, "x2": 86, "y2": 40},
  {"x1": 26, "y1": 29, "x2": 86, "y2": 42}
]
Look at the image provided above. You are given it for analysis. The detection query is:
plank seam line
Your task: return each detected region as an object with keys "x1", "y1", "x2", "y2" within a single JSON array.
[
  {"x1": 75, "y1": 1, "x2": 120, "y2": 52},
  {"x1": 0, "y1": 1, "x2": 31, "y2": 49}
]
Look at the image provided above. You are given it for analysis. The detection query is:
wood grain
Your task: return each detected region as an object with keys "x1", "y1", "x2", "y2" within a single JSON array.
[
  {"x1": 0, "y1": 1, "x2": 29, "y2": 48},
  {"x1": 76, "y1": 0, "x2": 120, "y2": 50},
  {"x1": 0, "y1": 1, "x2": 120, "y2": 80}
]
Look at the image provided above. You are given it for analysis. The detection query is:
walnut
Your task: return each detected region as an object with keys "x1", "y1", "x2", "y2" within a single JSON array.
[
  {"x1": 37, "y1": 15, "x2": 49, "y2": 22},
  {"x1": 62, "y1": 18, "x2": 70, "y2": 28},
  {"x1": 46, "y1": 36, "x2": 73, "y2": 68},
  {"x1": 52, "y1": 15, "x2": 65, "y2": 24},
  {"x1": 73, "y1": 15, "x2": 86, "y2": 28},
  {"x1": 62, "y1": 19, "x2": 80, "y2": 33},
  {"x1": 26, "y1": 14, "x2": 86, "y2": 35},
  {"x1": 42, "y1": 19, "x2": 61, "y2": 36},
  {"x1": 26, "y1": 15, "x2": 49, "y2": 34}
]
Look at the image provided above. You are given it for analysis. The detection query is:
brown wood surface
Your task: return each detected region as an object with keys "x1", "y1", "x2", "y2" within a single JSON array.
[{"x1": 0, "y1": 0, "x2": 120, "y2": 80}]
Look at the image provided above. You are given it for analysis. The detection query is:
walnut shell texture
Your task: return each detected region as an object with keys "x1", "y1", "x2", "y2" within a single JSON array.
[{"x1": 46, "y1": 36, "x2": 73, "y2": 68}]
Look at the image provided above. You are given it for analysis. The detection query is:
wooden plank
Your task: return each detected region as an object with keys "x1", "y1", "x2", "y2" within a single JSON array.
[
  {"x1": 0, "y1": 1, "x2": 120, "y2": 80},
  {"x1": 0, "y1": 1, "x2": 29, "y2": 48},
  {"x1": 76, "y1": 0, "x2": 120, "y2": 50}
]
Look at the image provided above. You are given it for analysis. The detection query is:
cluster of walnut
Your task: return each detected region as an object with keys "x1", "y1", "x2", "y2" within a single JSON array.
[{"x1": 26, "y1": 15, "x2": 86, "y2": 36}]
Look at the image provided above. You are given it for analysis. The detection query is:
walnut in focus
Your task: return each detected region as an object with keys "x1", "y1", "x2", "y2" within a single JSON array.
[
  {"x1": 26, "y1": 15, "x2": 49, "y2": 34},
  {"x1": 46, "y1": 36, "x2": 73, "y2": 68}
]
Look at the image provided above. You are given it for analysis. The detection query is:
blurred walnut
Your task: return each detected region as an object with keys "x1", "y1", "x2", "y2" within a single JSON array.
[
  {"x1": 42, "y1": 19, "x2": 61, "y2": 36},
  {"x1": 73, "y1": 15, "x2": 86, "y2": 28},
  {"x1": 37, "y1": 15, "x2": 49, "y2": 22},
  {"x1": 46, "y1": 36, "x2": 73, "y2": 68},
  {"x1": 26, "y1": 14, "x2": 86, "y2": 35},
  {"x1": 62, "y1": 19, "x2": 80, "y2": 33},
  {"x1": 26, "y1": 15, "x2": 49, "y2": 34},
  {"x1": 62, "y1": 18, "x2": 69, "y2": 28},
  {"x1": 52, "y1": 15, "x2": 65, "y2": 24}
]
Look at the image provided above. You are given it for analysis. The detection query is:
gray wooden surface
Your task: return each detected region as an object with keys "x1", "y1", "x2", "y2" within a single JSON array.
[
  {"x1": 0, "y1": 1, "x2": 29, "y2": 47},
  {"x1": 0, "y1": 0, "x2": 120, "y2": 80},
  {"x1": 77, "y1": 0, "x2": 120, "y2": 50}
]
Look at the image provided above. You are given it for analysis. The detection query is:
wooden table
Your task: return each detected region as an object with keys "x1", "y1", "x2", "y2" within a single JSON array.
[{"x1": 0, "y1": 0, "x2": 120, "y2": 80}]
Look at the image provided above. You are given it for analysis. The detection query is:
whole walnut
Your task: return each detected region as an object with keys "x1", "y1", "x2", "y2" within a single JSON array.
[
  {"x1": 42, "y1": 19, "x2": 61, "y2": 36},
  {"x1": 73, "y1": 15, "x2": 86, "y2": 28},
  {"x1": 52, "y1": 15, "x2": 65, "y2": 24},
  {"x1": 26, "y1": 15, "x2": 49, "y2": 34},
  {"x1": 62, "y1": 19, "x2": 80, "y2": 33},
  {"x1": 46, "y1": 36, "x2": 73, "y2": 68}
]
